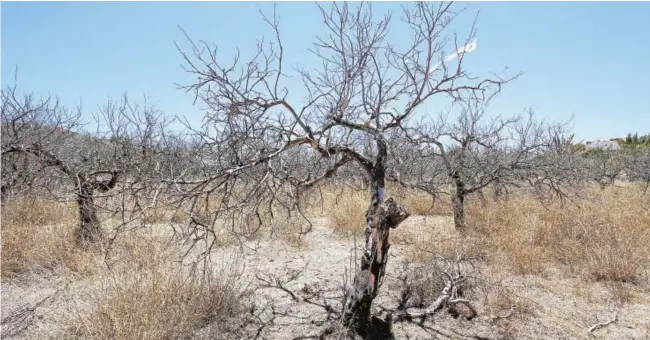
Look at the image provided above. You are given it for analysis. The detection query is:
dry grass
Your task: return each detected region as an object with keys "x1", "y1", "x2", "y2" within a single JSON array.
[
  {"x1": 321, "y1": 186, "x2": 367, "y2": 235},
  {"x1": 59, "y1": 235, "x2": 248, "y2": 340},
  {"x1": 468, "y1": 186, "x2": 650, "y2": 282},
  {"x1": 4, "y1": 183, "x2": 650, "y2": 339},
  {"x1": 276, "y1": 183, "x2": 453, "y2": 239},
  {"x1": 67, "y1": 276, "x2": 243, "y2": 339},
  {"x1": 141, "y1": 206, "x2": 172, "y2": 224},
  {"x1": 1, "y1": 198, "x2": 96, "y2": 278},
  {"x1": 137, "y1": 198, "x2": 214, "y2": 226},
  {"x1": 398, "y1": 261, "x2": 448, "y2": 308},
  {"x1": 1, "y1": 197, "x2": 251, "y2": 340},
  {"x1": 318, "y1": 184, "x2": 451, "y2": 236}
]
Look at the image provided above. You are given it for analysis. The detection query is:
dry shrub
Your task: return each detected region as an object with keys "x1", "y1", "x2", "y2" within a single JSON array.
[
  {"x1": 468, "y1": 186, "x2": 650, "y2": 282},
  {"x1": 61, "y1": 234, "x2": 248, "y2": 340},
  {"x1": 399, "y1": 262, "x2": 447, "y2": 308},
  {"x1": 1, "y1": 198, "x2": 95, "y2": 278}
]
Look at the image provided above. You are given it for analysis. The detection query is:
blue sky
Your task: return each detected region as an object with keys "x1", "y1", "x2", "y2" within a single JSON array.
[{"x1": 2, "y1": 1, "x2": 649, "y2": 141}]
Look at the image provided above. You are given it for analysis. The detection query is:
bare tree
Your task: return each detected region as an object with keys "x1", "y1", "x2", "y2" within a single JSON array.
[
  {"x1": 585, "y1": 148, "x2": 628, "y2": 190},
  {"x1": 393, "y1": 102, "x2": 580, "y2": 230},
  {"x1": 173, "y1": 2, "x2": 512, "y2": 336},
  {"x1": 1, "y1": 87, "x2": 167, "y2": 244},
  {"x1": 623, "y1": 145, "x2": 650, "y2": 193}
]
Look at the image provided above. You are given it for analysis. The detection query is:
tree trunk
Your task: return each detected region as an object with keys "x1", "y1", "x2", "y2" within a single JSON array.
[
  {"x1": 368, "y1": 156, "x2": 386, "y2": 209},
  {"x1": 75, "y1": 181, "x2": 103, "y2": 244},
  {"x1": 451, "y1": 171, "x2": 466, "y2": 231},
  {"x1": 341, "y1": 197, "x2": 409, "y2": 338},
  {"x1": 492, "y1": 180, "x2": 502, "y2": 202},
  {"x1": 342, "y1": 138, "x2": 410, "y2": 338}
]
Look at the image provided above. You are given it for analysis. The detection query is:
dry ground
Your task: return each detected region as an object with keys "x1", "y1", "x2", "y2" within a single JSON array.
[{"x1": 2, "y1": 185, "x2": 650, "y2": 339}]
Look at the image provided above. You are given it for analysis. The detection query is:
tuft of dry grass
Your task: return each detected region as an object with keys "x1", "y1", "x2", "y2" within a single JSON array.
[
  {"x1": 1, "y1": 197, "x2": 77, "y2": 226},
  {"x1": 398, "y1": 261, "x2": 448, "y2": 308},
  {"x1": 468, "y1": 186, "x2": 650, "y2": 282},
  {"x1": 481, "y1": 278, "x2": 536, "y2": 319},
  {"x1": 63, "y1": 273, "x2": 243, "y2": 340},
  {"x1": 59, "y1": 234, "x2": 248, "y2": 340},
  {"x1": 1, "y1": 198, "x2": 96, "y2": 278},
  {"x1": 322, "y1": 187, "x2": 367, "y2": 235},
  {"x1": 141, "y1": 206, "x2": 170, "y2": 224},
  {"x1": 269, "y1": 214, "x2": 311, "y2": 248}
]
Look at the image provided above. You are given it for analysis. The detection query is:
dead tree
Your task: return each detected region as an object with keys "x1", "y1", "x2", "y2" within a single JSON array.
[
  {"x1": 396, "y1": 103, "x2": 578, "y2": 230},
  {"x1": 173, "y1": 2, "x2": 511, "y2": 336},
  {"x1": 625, "y1": 147, "x2": 650, "y2": 192},
  {"x1": 585, "y1": 147, "x2": 628, "y2": 190},
  {"x1": 1, "y1": 87, "x2": 166, "y2": 244}
]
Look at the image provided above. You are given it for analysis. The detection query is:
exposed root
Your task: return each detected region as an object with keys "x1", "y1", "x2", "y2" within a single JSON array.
[{"x1": 587, "y1": 312, "x2": 618, "y2": 338}]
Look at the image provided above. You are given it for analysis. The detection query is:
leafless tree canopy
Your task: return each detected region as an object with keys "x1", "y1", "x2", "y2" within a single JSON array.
[
  {"x1": 170, "y1": 1, "x2": 517, "y2": 336},
  {"x1": 170, "y1": 1, "x2": 514, "y2": 236}
]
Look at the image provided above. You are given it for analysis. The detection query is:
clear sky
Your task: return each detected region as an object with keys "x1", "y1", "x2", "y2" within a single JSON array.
[{"x1": 2, "y1": 1, "x2": 649, "y2": 141}]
